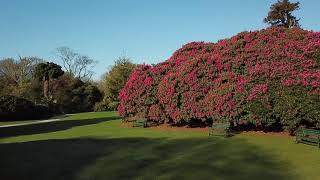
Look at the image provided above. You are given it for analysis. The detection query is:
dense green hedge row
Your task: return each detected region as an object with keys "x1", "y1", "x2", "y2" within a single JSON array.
[{"x1": 0, "y1": 95, "x2": 53, "y2": 121}]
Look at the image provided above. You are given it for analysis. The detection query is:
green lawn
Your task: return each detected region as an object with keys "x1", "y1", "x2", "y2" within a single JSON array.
[{"x1": 0, "y1": 111, "x2": 319, "y2": 180}]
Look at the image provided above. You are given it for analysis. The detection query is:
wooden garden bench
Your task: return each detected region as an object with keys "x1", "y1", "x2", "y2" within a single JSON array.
[
  {"x1": 132, "y1": 117, "x2": 147, "y2": 128},
  {"x1": 209, "y1": 122, "x2": 232, "y2": 137},
  {"x1": 295, "y1": 128, "x2": 320, "y2": 148}
]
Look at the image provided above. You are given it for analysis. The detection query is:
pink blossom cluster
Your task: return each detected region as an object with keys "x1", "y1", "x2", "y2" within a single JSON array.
[{"x1": 118, "y1": 27, "x2": 320, "y2": 126}]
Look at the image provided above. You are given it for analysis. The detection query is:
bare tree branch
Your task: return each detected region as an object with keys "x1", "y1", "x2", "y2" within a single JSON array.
[
  {"x1": 0, "y1": 57, "x2": 43, "y2": 84},
  {"x1": 55, "y1": 47, "x2": 97, "y2": 81}
]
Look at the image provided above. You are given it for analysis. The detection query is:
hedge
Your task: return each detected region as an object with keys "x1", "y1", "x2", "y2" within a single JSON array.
[{"x1": 0, "y1": 95, "x2": 52, "y2": 121}]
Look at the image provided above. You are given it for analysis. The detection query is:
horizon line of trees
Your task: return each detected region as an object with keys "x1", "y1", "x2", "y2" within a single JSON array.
[{"x1": 0, "y1": 46, "x2": 137, "y2": 121}]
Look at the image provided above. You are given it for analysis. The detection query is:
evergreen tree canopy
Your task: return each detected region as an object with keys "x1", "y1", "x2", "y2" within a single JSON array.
[
  {"x1": 264, "y1": 0, "x2": 300, "y2": 28},
  {"x1": 34, "y1": 62, "x2": 64, "y2": 81}
]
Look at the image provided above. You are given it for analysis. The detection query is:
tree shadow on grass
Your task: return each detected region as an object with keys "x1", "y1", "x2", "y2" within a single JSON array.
[
  {"x1": 0, "y1": 116, "x2": 119, "y2": 138},
  {"x1": 0, "y1": 137, "x2": 299, "y2": 180}
]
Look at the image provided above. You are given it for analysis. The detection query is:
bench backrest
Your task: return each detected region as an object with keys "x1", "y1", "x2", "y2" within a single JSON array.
[
  {"x1": 211, "y1": 123, "x2": 230, "y2": 130},
  {"x1": 135, "y1": 118, "x2": 147, "y2": 123},
  {"x1": 300, "y1": 128, "x2": 320, "y2": 135}
]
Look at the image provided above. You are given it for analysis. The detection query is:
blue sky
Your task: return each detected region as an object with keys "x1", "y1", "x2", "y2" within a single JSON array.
[{"x1": 1, "y1": 0, "x2": 319, "y2": 80}]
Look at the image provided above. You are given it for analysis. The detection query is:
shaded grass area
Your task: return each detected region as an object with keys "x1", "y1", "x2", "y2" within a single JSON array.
[
  {"x1": 0, "y1": 111, "x2": 319, "y2": 180},
  {"x1": 0, "y1": 137, "x2": 296, "y2": 180}
]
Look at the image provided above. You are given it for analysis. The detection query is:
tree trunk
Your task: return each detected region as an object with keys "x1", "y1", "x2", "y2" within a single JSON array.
[{"x1": 43, "y1": 76, "x2": 49, "y2": 98}]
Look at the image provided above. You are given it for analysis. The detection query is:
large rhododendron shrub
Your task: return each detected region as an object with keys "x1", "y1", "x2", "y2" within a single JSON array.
[
  {"x1": 118, "y1": 62, "x2": 172, "y2": 122},
  {"x1": 118, "y1": 27, "x2": 320, "y2": 131}
]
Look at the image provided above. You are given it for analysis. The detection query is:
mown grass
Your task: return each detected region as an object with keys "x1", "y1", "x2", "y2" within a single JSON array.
[{"x1": 0, "y1": 111, "x2": 319, "y2": 180}]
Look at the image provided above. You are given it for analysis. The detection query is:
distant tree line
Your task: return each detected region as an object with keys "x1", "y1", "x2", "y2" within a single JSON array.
[
  {"x1": 0, "y1": 47, "x2": 104, "y2": 121},
  {"x1": 0, "y1": 46, "x2": 136, "y2": 121}
]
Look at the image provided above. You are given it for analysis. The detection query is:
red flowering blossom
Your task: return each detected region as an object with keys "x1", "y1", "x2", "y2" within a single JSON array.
[
  {"x1": 118, "y1": 27, "x2": 320, "y2": 127},
  {"x1": 247, "y1": 84, "x2": 268, "y2": 101}
]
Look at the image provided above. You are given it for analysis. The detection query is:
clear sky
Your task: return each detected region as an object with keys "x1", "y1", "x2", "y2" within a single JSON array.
[{"x1": 1, "y1": 0, "x2": 319, "y2": 80}]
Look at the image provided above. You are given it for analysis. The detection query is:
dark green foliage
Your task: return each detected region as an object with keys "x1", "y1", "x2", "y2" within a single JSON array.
[
  {"x1": 264, "y1": 0, "x2": 300, "y2": 28},
  {"x1": 52, "y1": 75, "x2": 102, "y2": 113},
  {"x1": 34, "y1": 62, "x2": 64, "y2": 99},
  {"x1": 0, "y1": 95, "x2": 34, "y2": 120},
  {"x1": 242, "y1": 98, "x2": 276, "y2": 127},
  {"x1": 34, "y1": 62, "x2": 64, "y2": 81},
  {"x1": 0, "y1": 77, "x2": 7, "y2": 95},
  {"x1": 241, "y1": 84, "x2": 320, "y2": 133},
  {"x1": 273, "y1": 86, "x2": 320, "y2": 133},
  {"x1": 0, "y1": 95, "x2": 51, "y2": 121},
  {"x1": 82, "y1": 84, "x2": 103, "y2": 111}
]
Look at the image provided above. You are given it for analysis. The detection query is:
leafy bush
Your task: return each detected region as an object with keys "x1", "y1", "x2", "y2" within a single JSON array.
[
  {"x1": 0, "y1": 95, "x2": 52, "y2": 121},
  {"x1": 52, "y1": 75, "x2": 102, "y2": 113},
  {"x1": 94, "y1": 101, "x2": 108, "y2": 112},
  {"x1": 118, "y1": 27, "x2": 320, "y2": 132},
  {"x1": 273, "y1": 86, "x2": 320, "y2": 133},
  {"x1": 99, "y1": 57, "x2": 136, "y2": 111}
]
